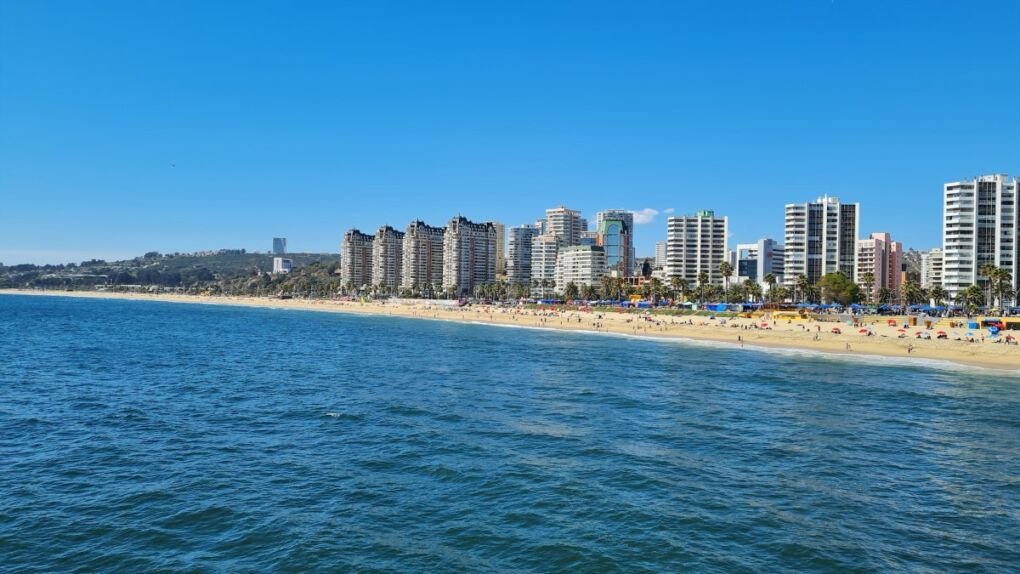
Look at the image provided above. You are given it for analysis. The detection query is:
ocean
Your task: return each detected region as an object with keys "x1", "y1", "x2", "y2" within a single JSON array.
[{"x1": 1, "y1": 294, "x2": 1018, "y2": 572}]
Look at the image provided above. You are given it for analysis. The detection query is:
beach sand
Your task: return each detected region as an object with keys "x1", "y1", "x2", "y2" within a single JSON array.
[{"x1": 4, "y1": 289, "x2": 1019, "y2": 372}]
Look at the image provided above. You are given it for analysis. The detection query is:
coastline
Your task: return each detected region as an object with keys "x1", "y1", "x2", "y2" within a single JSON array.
[{"x1": 3, "y1": 289, "x2": 1019, "y2": 373}]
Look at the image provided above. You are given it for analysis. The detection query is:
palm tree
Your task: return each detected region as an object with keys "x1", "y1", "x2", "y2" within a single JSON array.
[
  {"x1": 719, "y1": 261, "x2": 734, "y2": 298},
  {"x1": 763, "y1": 273, "x2": 777, "y2": 304},
  {"x1": 796, "y1": 274, "x2": 810, "y2": 305},
  {"x1": 979, "y1": 263, "x2": 998, "y2": 310},
  {"x1": 858, "y1": 271, "x2": 875, "y2": 304},
  {"x1": 697, "y1": 271, "x2": 709, "y2": 305},
  {"x1": 877, "y1": 287, "x2": 893, "y2": 304},
  {"x1": 563, "y1": 282, "x2": 579, "y2": 301},
  {"x1": 744, "y1": 279, "x2": 761, "y2": 303},
  {"x1": 957, "y1": 284, "x2": 984, "y2": 315},
  {"x1": 929, "y1": 285, "x2": 947, "y2": 307}
]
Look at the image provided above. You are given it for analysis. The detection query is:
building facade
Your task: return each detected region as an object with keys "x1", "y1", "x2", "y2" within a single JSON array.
[
  {"x1": 544, "y1": 206, "x2": 585, "y2": 247},
  {"x1": 855, "y1": 232, "x2": 903, "y2": 302},
  {"x1": 507, "y1": 224, "x2": 540, "y2": 286},
  {"x1": 783, "y1": 195, "x2": 859, "y2": 286},
  {"x1": 554, "y1": 245, "x2": 607, "y2": 291},
  {"x1": 490, "y1": 221, "x2": 506, "y2": 277},
  {"x1": 920, "y1": 248, "x2": 943, "y2": 290},
  {"x1": 341, "y1": 229, "x2": 374, "y2": 290},
  {"x1": 942, "y1": 174, "x2": 1018, "y2": 300},
  {"x1": 530, "y1": 233, "x2": 560, "y2": 297},
  {"x1": 442, "y1": 216, "x2": 497, "y2": 296},
  {"x1": 655, "y1": 242, "x2": 667, "y2": 269},
  {"x1": 272, "y1": 257, "x2": 292, "y2": 274},
  {"x1": 372, "y1": 225, "x2": 405, "y2": 292},
  {"x1": 596, "y1": 216, "x2": 632, "y2": 277},
  {"x1": 401, "y1": 220, "x2": 445, "y2": 294},
  {"x1": 727, "y1": 238, "x2": 785, "y2": 289},
  {"x1": 272, "y1": 237, "x2": 287, "y2": 255},
  {"x1": 664, "y1": 210, "x2": 729, "y2": 286},
  {"x1": 596, "y1": 210, "x2": 637, "y2": 274}
]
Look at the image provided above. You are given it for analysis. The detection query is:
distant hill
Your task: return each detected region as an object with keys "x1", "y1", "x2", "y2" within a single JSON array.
[{"x1": 0, "y1": 250, "x2": 339, "y2": 289}]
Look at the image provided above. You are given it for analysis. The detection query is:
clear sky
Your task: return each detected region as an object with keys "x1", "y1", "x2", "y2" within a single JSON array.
[{"x1": 1, "y1": 1, "x2": 1018, "y2": 264}]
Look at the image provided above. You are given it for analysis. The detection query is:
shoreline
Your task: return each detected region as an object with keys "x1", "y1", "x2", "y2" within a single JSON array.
[{"x1": 3, "y1": 289, "x2": 1019, "y2": 373}]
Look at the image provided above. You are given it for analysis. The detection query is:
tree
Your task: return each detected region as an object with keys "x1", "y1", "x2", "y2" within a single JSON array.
[
  {"x1": 903, "y1": 280, "x2": 926, "y2": 306},
  {"x1": 858, "y1": 271, "x2": 875, "y2": 304},
  {"x1": 563, "y1": 282, "x2": 579, "y2": 301},
  {"x1": 877, "y1": 287, "x2": 893, "y2": 305},
  {"x1": 744, "y1": 278, "x2": 762, "y2": 303},
  {"x1": 817, "y1": 273, "x2": 861, "y2": 306},
  {"x1": 718, "y1": 261, "x2": 734, "y2": 297},
  {"x1": 763, "y1": 273, "x2": 778, "y2": 303},
  {"x1": 697, "y1": 271, "x2": 709, "y2": 305},
  {"x1": 979, "y1": 263, "x2": 997, "y2": 309},
  {"x1": 957, "y1": 284, "x2": 984, "y2": 315},
  {"x1": 796, "y1": 274, "x2": 810, "y2": 304},
  {"x1": 929, "y1": 285, "x2": 947, "y2": 307}
]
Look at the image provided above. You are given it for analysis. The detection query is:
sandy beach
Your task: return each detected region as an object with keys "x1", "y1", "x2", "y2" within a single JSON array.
[{"x1": 4, "y1": 289, "x2": 1019, "y2": 372}]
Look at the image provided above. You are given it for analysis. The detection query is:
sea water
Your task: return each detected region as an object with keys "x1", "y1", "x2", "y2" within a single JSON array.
[{"x1": 1, "y1": 294, "x2": 1018, "y2": 572}]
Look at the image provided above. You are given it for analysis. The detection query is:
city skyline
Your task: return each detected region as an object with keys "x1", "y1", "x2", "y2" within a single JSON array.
[{"x1": 2, "y1": 1, "x2": 1019, "y2": 264}]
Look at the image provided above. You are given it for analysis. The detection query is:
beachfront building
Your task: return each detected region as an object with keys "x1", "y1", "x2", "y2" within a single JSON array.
[
  {"x1": 530, "y1": 233, "x2": 560, "y2": 297},
  {"x1": 579, "y1": 230, "x2": 599, "y2": 246},
  {"x1": 401, "y1": 220, "x2": 445, "y2": 295},
  {"x1": 727, "y1": 238, "x2": 785, "y2": 289},
  {"x1": 272, "y1": 237, "x2": 287, "y2": 255},
  {"x1": 507, "y1": 224, "x2": 540, "y2": 286},
  {"x1": 272, "y1": 257, "x2": 292, "y2": 274},
  {"x1": 655, "y1": 242, "x2": 667, "y2": 268},
  {"x1": 544, "y1": 206, "x2": 585, "y2": 247},
  {"x1": 783, "y1": 195, "x2": 859, "y2": 286},
  {"x1": 554, "y1": 245, "x2": 607, "y2": 292},
  {"x1": 595, "y1": 214, "x2": 633, "y2": 278},
  {"x1": 596, "y1": 210, "x2": 637, "y2": 274},
  {"x1": 855, "y1": 232, "x2": 903, "y2": 302},
  {"x1": 372, "y1": 225, "x2": 405, "y2": 293},
  {"x1": 490, "y1": 221, "x2": 506, "y2": 277},
  {"x1": 942, "y1": 174, "x2": 1018, "y2": 300},
  {"x1": 921, "y1": 248, "x2": 944, "y2": 289},
  {"x1": 664, "y1": 210, "x2": 729, "y2": 286},
  {"x1": 442, "y1": 216, "x2": 497, "y2": 297},
  {"x1": 341, "y1": 229, "x2": 374, "y2": 291}
]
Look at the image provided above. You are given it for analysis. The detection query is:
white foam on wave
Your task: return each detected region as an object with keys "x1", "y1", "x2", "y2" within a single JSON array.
[{"x1": 464, "y1": 320, "x2": 1020, "y2": 376}]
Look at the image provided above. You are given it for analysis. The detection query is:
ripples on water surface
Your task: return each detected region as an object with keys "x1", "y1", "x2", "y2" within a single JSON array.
[{"x1": 1, "y1": 295, "x2": 1018, "y2": 572}]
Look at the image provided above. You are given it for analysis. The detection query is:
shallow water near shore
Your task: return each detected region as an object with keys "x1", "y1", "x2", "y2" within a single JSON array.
[{"x1": 2, "y1": 294, "x2": 1018, "y2": 572}]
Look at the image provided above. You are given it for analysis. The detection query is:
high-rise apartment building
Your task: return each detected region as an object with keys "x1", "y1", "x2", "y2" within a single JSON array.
[
  {"x1": 272, "y1": 257, "x2": 292, "y2": 274},
  {"x1": 596, "y1": 210, "x2": 636, "y2": 275},
  {"x1": 489, "y1": 222, "x2": 506, "y2": 277},
  {"x1": 401, "y1": 220, "x2": 445, "y2": 294},
  {"x1": 544, "y1": 206, "x2": 585, "y2": 247},
  {"x1": 530, "y1": 233, "x2": 560, "y2": 297},
  {"x1": 942, "y1": 174, "x2": 1018, "y2": 300},
  {"x1": 507, "y1": 224, "x2": 540, "y2": 286},
  {"x1": 727, "y1": 238, "x2": 785, "y2": 288},
  {"x1": 442, "y1": 217, "x2": 497, "y2": 296},
  {"x1": 664, "y1": 210, "x2": 729, "y2": 286},
  {"x1": 554, "y1": 245, "x2": 607, "y2": 291},
  {"x1": 855, "y1": 232, "x2": 903, "y2": 301},
  {"x1": 655, "y1": 242, "x2": 667, "y2": 269},
  {"x1": 783, "y1": 196, "x2": 859, "y2": 286},
  {"x1": 372, "y1": 225, "x2": 405, "y2": 292},
  {"x1": 920, "y1": 248, "x2": 943, "y2": 290},
  {"x1": 272, "y1": 237, "x2": 287, "y2": 255},
  {"x1": 341, "y1": 229, "x2": 374, "y2": 290},
  {"x1": 595, "y1": 215, "x2": 632, "y2": 277}
]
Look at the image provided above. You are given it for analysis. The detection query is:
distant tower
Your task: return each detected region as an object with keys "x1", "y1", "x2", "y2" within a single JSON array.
[{"x1": 272, "y1": 237, "x2": 287, "y2": 255}]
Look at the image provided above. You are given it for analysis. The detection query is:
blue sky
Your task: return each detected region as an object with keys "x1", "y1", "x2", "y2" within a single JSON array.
[{"x1": 1, "y1": 1, "x2": 1018, "y2": 264}]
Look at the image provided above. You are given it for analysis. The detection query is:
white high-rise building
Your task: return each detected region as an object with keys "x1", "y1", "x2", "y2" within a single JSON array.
[
  {"x1": 943, "y1": 174, "x2": 1018, "y2": 300},
  {"x1": 401, "y1": 220, "x2": 445, "y2": 294},
  {"x1": 664, "y1": 210, "x2": 729, "y2": 286},
  {"x1": 727, "y1": 238, "x2": 785, "y2": 289},
  {"x1": 507, "y1": 224, "x2": 540, "y2": 285},
  {"x1": 530, "y1": 233, "x2": 560, "y2": 297},
  {"x1": 920, "y1": 248, "x2": 943, "y2": 290},
  {"x1": 544, "y1": 206, "x2": 585, "y2": 247},
  {"x1": 442, "y1": 216, "x2": 497, "y2": 296},
  {"x1": 372, "y1": 225, "x2": 404, "y2": 292},
  {"x1": 554, "y1": 245, "x2": 607, "y2": 292},
  {"x1": 272, "y1": 257, "x2": 292, "y2": 274},
  {"x1": 783, "y1": 195, "x2": 859, "y2": 286},
  {"x1": 655, "y1": 242, "x2": 667, "y2": 268},
  {"x1": 341, "y1": 229, "x2": 374, "y2": 290},
  {"x1": 490, "y1": 221, "x2": 506, "y2": 277}
]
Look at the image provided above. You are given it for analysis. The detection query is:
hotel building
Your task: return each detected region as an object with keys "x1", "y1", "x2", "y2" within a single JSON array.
[
  {"x1": 664, "y1": 210, "x2": 729, "y2": 286},
  {"x1": 442, "y1": 216, "x2": 497, "y2": 296},
  {"x1": 554, "y1": 245, "x2": 607, "y2": 291},
  {"x1": 530, "y1": 233, "x2": 560, "y2": 297},
  {"x1": 507, "y1": 224, "x2": 540, "y2": 286},
  {"x1": 372, "y1": 225, "x2": 405, "y2": 292},
  {"x1": 855, "y1": 232, "x2": 903, "y2": 301},
  {"x1": 544, "y1": 206, "x2": 585, "y2": 247},
  {"x1": 401, "y1": 220, "x2": 445, "y2": 294},
  {"x1": 942, "y1": 174, "x2": 1018, "y2": 300},
  {"x1": 783, "y1": 196, "x2": 859, "y2": 286},
  {"x1": 341, "y1": 229, "x2": 374, "y2": 289}
]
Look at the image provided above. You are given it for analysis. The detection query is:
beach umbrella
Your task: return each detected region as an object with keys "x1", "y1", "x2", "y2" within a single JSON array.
[
  {"x1": 897, "y1": 328, "x2": 906, "y2": 332},
  {"x1": 936, "y1": 330, "x2": 947, "y2": 335},
  {"x1": 858, "y1": 328, "x2": 869, "y2": 334}
]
